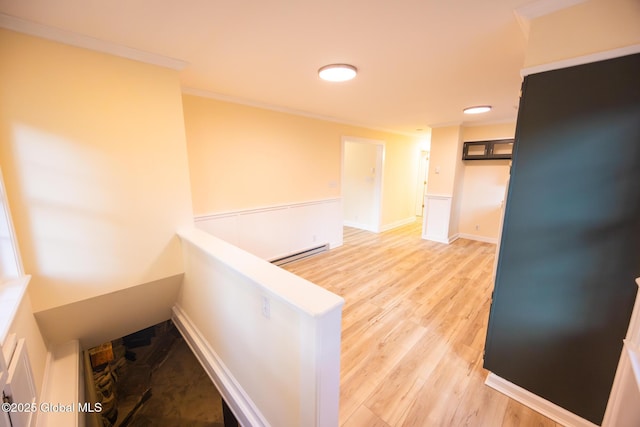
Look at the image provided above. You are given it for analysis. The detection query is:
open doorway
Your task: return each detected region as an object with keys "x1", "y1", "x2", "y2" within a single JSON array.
[{"x1": 342, "y1": 137, "x2": 384, "y2": 232}]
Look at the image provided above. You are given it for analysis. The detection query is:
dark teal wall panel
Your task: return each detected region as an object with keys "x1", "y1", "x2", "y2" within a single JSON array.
[{"x1": 484, "y1": 53, "x2": 640, "y2": 425}]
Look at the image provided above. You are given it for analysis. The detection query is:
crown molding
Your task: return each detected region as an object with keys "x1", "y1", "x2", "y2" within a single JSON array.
[
  {"x1": 429, "y1": 116, "x2": 517, "y2": 129},
  {"x1": 0, "y1": 13, "x2": 188, "y2": 70},
  {"x1": 181, "y1": 87, "x2": 420, "y2": 138},
  {"x1": 462, "y1": 117, "x2": 518, "y2": 128},
  {"x1": 514, "y1": 0, "x2": 588, "y2": 38},
  {"x1": 521, "y1": 44, "x2": 640, "y2": 77}
]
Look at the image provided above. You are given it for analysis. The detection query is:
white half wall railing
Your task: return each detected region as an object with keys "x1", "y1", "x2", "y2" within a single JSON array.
[
  {"x1": 174, "y1": 227, "x2": 344, "y2": 427},
  {"x1": 193, "y1": 198, "x2": 343, "y2": 262}
]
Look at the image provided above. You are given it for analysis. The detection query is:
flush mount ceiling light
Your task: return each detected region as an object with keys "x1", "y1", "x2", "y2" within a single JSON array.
[
  {"x1": 463, "y1": 105, "x2": 492, "y2": 114},
  {"x1": 318, "y1": 64, "x2": 357, "y2": 82}
]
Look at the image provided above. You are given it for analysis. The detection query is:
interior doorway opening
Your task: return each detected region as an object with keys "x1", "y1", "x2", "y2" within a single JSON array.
[{"x1": 341, "y1": 137, "x2": 385, "y2": 232}]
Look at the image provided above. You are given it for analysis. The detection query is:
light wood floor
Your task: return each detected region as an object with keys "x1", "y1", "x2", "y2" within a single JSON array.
[{"x1": 283, "y1": 222, "x2": 562, "y2": 427}]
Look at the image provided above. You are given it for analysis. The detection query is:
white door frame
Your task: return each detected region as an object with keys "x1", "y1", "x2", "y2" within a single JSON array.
[
  {"x1": 414, "y1": 150, "x2": 429, "y2": 216},
  {"x1": 341, "y1": 136, "x2": 385, "y2": 232}
]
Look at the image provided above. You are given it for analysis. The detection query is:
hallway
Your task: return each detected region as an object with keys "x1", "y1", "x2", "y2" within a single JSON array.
[{"x1": 283, "y1": 222, "x2": 560, "y2": 426}]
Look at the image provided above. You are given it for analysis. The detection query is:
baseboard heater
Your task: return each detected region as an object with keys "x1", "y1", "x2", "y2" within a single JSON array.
[{"x1": 270, "y1": 244, "x2": 329, "y2": 266}]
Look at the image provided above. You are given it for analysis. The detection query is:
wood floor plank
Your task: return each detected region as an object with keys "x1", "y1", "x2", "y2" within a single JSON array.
[
  {"x1": 364, "y1": 330, "x2": 449, "y2": 425},
  {"x1": 399, "y1": 349, "x2": 476, "y2": 426},
  {"x1": 343, "y1": 404, "x2": 391, "y2": 427},
  {"x1": 340, "y1": 304, "x2": 414, "y2": 380},
  {"x1": 282, "y1": 222, "x2": 561, "y2": 427},
  {"x1": 501, "y1": 399, "x2": 561, "y2": 427},
  {"x1": 447, "y1": 359, "x2": 510, "y2": 427}
]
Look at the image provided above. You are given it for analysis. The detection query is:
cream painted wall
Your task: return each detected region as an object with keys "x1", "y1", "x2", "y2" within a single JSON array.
[
  {"x1": 183, "y1": 95, "x2": 339, "y2": 214},
  {"x1": 0, "y1": 30, "x2": 194, "y2": 313},
  {"x1": 383, "y1": 135, "x2": 422, "y2": 227},
  {"x1": 425, "y1": 123, "x2": 515, "y2": 243},
  {"x1": 427, "y1": 126, "x2": 463, "y2": 197},
  {"x1": 449, "y1": 131, "x2": 466, "y2": 239},
  {"x1": 182, "y1": 94, "x2": 421, "y2": 230},
  {"x1": 463, "y1": 123, "x2": 515, "y2": 142},
  {"x1": 458, "y1": 123, "x2": 515, "y2": 241},
  {"x1": 424, "y1": 125, "x2": 463, "y2": 241},
  {"x1": 524, "y1": 0, "x2": 640, "y2": 68}
]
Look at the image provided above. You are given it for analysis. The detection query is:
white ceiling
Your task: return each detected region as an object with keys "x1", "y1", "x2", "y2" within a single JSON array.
[{"x1": 0, "y1": 0, "x2": 538, "y2": 135}]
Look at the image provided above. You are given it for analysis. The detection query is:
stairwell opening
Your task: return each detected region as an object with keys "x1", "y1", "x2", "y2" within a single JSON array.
[{"x1": 85, "y1": 320, "x2": 239, "y2": 427}]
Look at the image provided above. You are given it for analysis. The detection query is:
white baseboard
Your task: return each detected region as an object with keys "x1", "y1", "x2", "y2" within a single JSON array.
[
  {"x1": 485, "y1": 373, "x2": 599, "y2": 427},
  {"x1": 457, "y1": 233, "x2": 498, "y2": 244},
  {"x1": 329, "y1": 240, "x2": 343, "y2": 250},
  {"x1": 380, "y1": 216, "x2": 416, "y2": 232},
  {"x1": 422, "y1": 233, "x2": 459, "y2": 244},
  {"x1": 344, "y1": 216, "x2": 417, "y2": 233},
  {"x1": 343, "y1": 219, "x2": 379, "y2": 232},
  {"x1": 36, "y1": 340, "x2": 81, "y2": 427},
  {"x1": 171, "y1": 304, "x2": 269, "y2": 427}
]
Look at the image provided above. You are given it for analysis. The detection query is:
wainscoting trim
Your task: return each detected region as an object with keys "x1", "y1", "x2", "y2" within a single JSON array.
[
  {"x1": 485, "y1": 373, "x2": 599, "y2": 427},
  {"x1": 457, "y1": 233, "x2": 498, "y2": 244},
  {"x1": 194, "y1": 198, "x2": 343, "y2": 261},
  {"x1": 194, "y1": 198, "x2": 342, "y2": 221},
  {"x1": 423, "y1": 233, "x2": 459, "y2": 245},
  {"x1": 172, "y1": 304, "x2": 270, "y2": 427},
  {"x1": 342, "y1": 219, "x2": 378, "y2": 233},
  {"x1": 422, "y1": 194, "x2": 455, "y2": 244}
]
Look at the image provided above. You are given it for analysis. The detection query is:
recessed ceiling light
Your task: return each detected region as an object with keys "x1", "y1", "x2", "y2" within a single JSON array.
[
  {"x1": 463, "y1": 105, "x2": 492, "y2": 114},
  {"x1": 318, "y1": 64, "x2": 357, "y2": 82}
]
